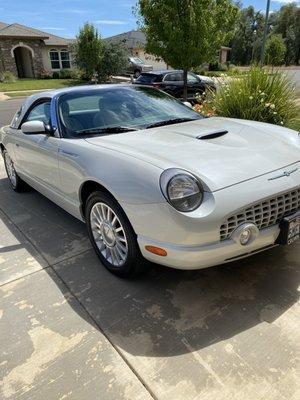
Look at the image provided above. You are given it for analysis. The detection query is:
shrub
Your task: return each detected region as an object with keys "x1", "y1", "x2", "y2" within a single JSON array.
[
  {"x1": 207, "y1": 67, "x2": 297, "y2": 126},
  {"x1": 97, "y1": 42, "x2": 128, "y2": 83},
  {"x1": 52, "y1": 72, "x2": 60, "y2": 79},
  {"x1": 265, "y1": 34, "x2": 286, "y2": 66},
  {"x1": 70, "y1": 68, "x2": 83, "y2": 80},
  {"x1": 59, "y1": 69, "x2": 72, "y2": 79},
  {"x1": 0, "y1": 71, "x2": 16, "y2": 83},
  {"x1": 209, "y1": 62, "x2": 227, "y2": 72}
]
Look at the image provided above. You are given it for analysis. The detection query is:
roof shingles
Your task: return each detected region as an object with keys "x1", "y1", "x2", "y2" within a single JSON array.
[
  {"x1": 104, "y1": 30, "x2": 146, "y2": 49},
  {"x1": 0, "y1": 22, "x2": 72, "y2": 46}
]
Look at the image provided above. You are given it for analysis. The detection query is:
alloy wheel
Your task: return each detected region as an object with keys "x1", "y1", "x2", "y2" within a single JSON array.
[
  {"x1": 90, "y1": 202, "x2": 128, "y2": 267},
  {"x1": 4, "y1": 152, "x2": 17, "y2": 188}
]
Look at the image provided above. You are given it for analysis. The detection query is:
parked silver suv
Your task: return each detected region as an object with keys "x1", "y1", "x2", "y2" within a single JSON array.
[{"x1": 127, "y1": 57, "x2": 153, "y2": 78}]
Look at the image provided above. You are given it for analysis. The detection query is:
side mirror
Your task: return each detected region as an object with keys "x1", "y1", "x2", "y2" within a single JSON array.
[
  {"x1": 21, "y1": 121, "x2": 49, "y2": 135},
  {"x1": 183, "y1": 101, "x2": 192, "y2": 108}
]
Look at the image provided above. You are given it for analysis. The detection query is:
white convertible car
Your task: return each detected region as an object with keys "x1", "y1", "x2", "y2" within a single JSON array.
[{"x1": 0, "y1": 85, "x2": 299, "y2": 277}]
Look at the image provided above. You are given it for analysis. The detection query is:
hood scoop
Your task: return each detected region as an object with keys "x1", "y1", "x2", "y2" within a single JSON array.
[{"x1": 197, "y1": 130, "x2": 228, "y2": 140}]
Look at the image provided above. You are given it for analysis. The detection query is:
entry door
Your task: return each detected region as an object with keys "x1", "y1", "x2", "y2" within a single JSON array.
[
  {"x1": 15, "y1": 101, "x2": 61, "y2": 193},
  {"x1": 13, "y1": 47, "x2": 34, "y2": 78}
]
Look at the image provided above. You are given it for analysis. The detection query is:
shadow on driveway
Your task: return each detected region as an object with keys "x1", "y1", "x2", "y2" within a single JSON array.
[{"x1": 1, "y1": 174, "x2": 299, "y2": 361}]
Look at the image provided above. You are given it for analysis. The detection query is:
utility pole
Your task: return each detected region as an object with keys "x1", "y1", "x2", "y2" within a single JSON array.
[{"x1": 260, "y1": 0, "x2": 271, "y2": 66}]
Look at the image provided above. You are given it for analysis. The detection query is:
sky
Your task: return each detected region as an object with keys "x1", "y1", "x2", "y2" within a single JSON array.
[{"x1": 0, "y1": 0, "x2": 299, "y2": 39}]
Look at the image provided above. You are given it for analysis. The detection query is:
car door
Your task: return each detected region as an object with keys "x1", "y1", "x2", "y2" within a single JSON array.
[
  {"x1": 161, "y1": 72, "x2": 183, "y2": 98},
  {"x1": 14, "y1": 99, "x2": 60, "y2": 193}
]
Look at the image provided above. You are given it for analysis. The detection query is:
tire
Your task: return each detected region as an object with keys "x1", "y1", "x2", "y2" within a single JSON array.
[
  {"x1": 133, "y1": 69, "x2": 141, "y2": 78},
  {"x1": 3, "y1": 149, "x2": 27, "y2": 192},
  {"x1": 86, "y1": 191, "x2": 145, "y2": 278}
]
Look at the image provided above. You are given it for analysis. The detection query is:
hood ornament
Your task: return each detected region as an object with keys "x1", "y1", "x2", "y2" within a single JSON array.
[{"x1": 268, "y1": 168, "x2": 298, "y2": 181}]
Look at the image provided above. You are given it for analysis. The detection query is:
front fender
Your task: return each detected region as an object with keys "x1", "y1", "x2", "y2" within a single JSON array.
[{"x1": 57, "y1": 138, "x2": 166, "y2": 206}]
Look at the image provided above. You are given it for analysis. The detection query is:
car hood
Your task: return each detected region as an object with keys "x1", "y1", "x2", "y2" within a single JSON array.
[
  {"x1": 197, "y1": 75, "x2": 215, "y2": 85},
  {"x1": 85, "y1": 117, "x2": 300, "y2": 191}
]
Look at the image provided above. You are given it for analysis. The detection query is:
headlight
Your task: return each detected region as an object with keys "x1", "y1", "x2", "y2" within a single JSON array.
[{"x1": 160, "y1": 169, "x2": 203, "y2": 212}]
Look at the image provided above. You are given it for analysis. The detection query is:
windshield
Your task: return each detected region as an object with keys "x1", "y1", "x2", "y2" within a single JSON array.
[
  {"x1": 130, "y1": 57, "x2": 144, "y2": 64},
  {"x1": 58, "y1": 86, "x2": 202, "y2": 138}
]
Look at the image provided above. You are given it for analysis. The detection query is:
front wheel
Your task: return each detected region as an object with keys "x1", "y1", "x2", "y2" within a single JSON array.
[
  {"x1": 133, "y1": 69, "x2": 141, "y2": 78},
  {"x1": 86, "y1": 192, "x2": 145, "y2": 278},
  {"x1": 3, "y1": 149, "x2": 27, "y2": 192}
]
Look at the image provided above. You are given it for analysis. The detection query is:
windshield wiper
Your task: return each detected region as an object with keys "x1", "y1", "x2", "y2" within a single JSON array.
[
  {"x1": 146, "y1": 118, "x2": 197, "y2": 129},
  {"x1": 77, "y1": 126, "x2": 137, "y2": 135}
]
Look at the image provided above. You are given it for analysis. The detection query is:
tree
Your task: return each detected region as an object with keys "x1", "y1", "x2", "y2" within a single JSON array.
[
  {"x1": 265, "y1": 34, "x2": 286, "y2": 66},
  {"x1": 274, "y1": 3, "x2": 300, "y2": 65},
  {"x1": 97, "y1": 42, "x2": 129, "y2": 82},
  {"x1": 230, "y1": 6, "x2": 265, "y2": 65},
  {"x1": 73, "y1": 23, "x2": 103, "y2": 80},
  {"x1": 136, "y1": 0, "x2": 238, "y2": 100}
]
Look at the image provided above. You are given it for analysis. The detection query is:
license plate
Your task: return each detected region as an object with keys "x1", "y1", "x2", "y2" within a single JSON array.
[{"x1": 276, "y1": 211, "x2": 300, "y2": 245}]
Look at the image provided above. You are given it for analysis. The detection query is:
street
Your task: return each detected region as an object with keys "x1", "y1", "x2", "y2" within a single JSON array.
[
  {"x1": 0, "y1": 99, "x2": 299, "y2": 400},
  {"x1": 0, "y1": 99, "x2": 22, "y2": 126}
]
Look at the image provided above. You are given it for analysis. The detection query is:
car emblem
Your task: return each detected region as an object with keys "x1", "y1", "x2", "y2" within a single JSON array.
[{"x1": 268, "y1": 168, "x2": 298, "y2": 181}]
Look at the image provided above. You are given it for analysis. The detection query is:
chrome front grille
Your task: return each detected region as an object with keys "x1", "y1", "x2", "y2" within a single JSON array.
[{"x1": 220, "y1": 187, "x2": 300, "y2": 241}]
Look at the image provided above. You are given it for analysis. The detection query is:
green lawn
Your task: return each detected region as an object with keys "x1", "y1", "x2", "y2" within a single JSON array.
[{"x1": 0, "y1": 79, "x2": 84, "y2": 92}]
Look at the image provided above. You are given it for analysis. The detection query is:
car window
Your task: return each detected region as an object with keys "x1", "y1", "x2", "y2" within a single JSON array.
[
  {"x1": 164, "y1": 73, "x2": 182, "y2": 82},
  {"x1": 24, "y1": 102, "x2": 51, "y2": 125},
  {"x1": 135, "y1": 74, "x2": 160, "y2": 84},
  {"x1": 130, "y1": 57, "x2": 144, "y2": 64},
  {"x1": 187, "y1": 73, "x2": 199, "y2": 84}
]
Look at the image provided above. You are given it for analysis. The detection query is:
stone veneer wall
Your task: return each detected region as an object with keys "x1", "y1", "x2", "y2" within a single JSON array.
[{"x1": 0, "y1": 38, "x2": 45, "y2": 77}]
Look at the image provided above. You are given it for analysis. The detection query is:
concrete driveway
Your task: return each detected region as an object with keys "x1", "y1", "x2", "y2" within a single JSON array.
[{"x1": 0, "y1": 99, "x2": 299, "y2": 400}]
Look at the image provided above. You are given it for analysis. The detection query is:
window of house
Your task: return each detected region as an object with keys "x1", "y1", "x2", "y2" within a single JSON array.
[
  {"x1": 61, "y1": 50, "x2": 71, "y2": 69},
  {"x1": 49, "y1": 50, "x2": 60, "y2": 69},
  {"x1": 49, "y1": 49, "x2": 71, "y2": 70}
]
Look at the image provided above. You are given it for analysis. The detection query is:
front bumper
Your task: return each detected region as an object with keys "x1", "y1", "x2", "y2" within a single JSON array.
[
  {"x1": 138, "y1": 224, "x2": 280, "y2": 270},
  {"x1": 122, "y1": 163, "x2": 300, "y2": 270}
]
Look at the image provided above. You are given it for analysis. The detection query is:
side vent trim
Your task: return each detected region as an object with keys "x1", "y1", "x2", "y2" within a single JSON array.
[{"x1": 197, "y1": 130, "x2": 228, "y2": 140}]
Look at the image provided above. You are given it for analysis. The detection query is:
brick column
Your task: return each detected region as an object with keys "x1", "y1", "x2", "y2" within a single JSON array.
[{"x1": 0, "y1": 39, "x2": 19, "y2": 76}]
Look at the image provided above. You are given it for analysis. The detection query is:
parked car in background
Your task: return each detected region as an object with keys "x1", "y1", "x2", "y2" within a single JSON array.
[
  {"x1": 196, "y1": 74, "x2": 216, "y2": 86},
  {"x1": 1, "y1": 85, "x2": 299, "y2": 278},
  {"x1": 133, "y1": 70, "x2": 216, "y2": 101},
  {"x1": 127, "y1": 57, "x2": 153, "y2": 78}
]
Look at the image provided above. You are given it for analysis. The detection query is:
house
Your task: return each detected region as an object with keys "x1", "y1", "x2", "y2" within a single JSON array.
[
  {"x1": 0, "y1": 21, "x2": 74, "y2": 78},
  {"x1": 104, "y1": 30, "x2": 168, "y2": 70},
  {"x1": 105, "y1": 30, "x2": 231, "y2": 70}
]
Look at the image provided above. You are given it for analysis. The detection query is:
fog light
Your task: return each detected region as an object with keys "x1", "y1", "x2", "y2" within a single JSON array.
[
  {"x1": 239, "y1": 228, "x2": 252, "y2": 245},
  {"x1": 231, "y1": 222, "x2": 259, "y2": 246}
]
